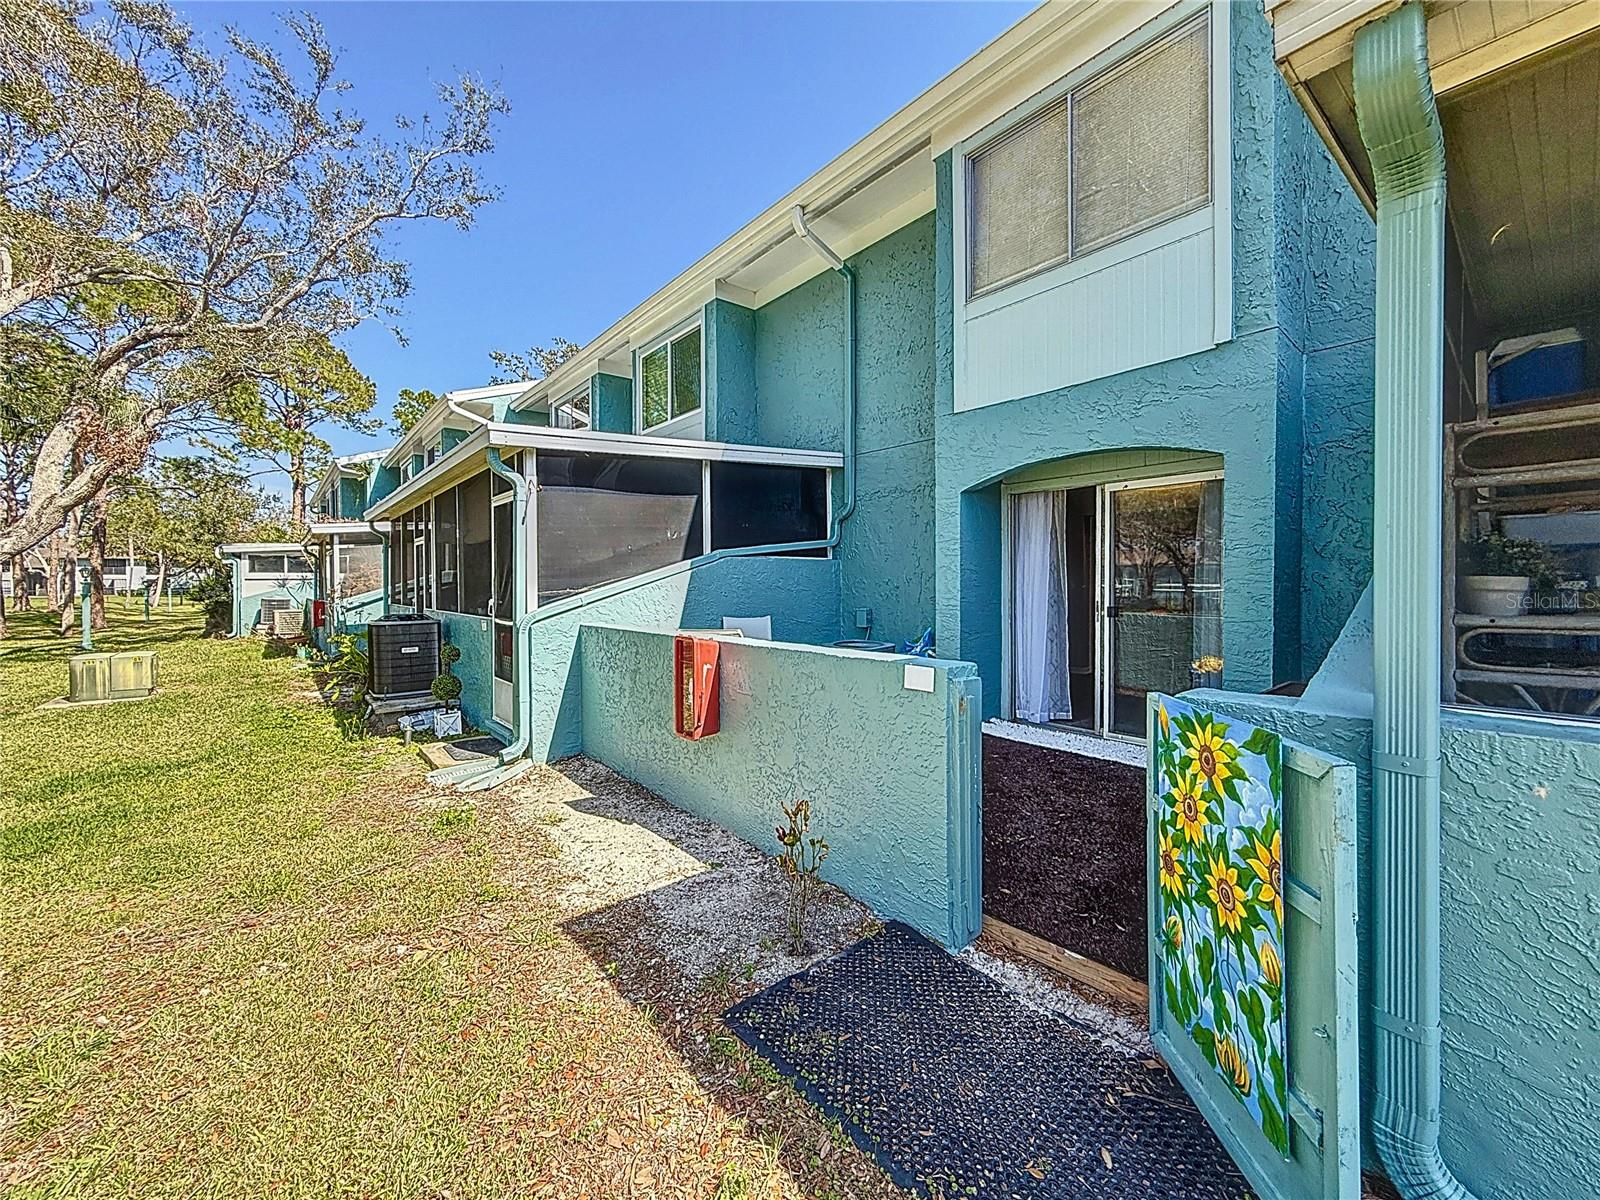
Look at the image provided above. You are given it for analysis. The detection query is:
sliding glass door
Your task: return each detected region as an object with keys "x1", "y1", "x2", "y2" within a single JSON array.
[{"x1": 1102, "y1": 475, "x2": 1223, "y2": 737}]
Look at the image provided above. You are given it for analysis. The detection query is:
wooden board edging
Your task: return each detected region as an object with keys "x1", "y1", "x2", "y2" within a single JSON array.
[{"x1": 982, "y1": 915, "x2": 1151, "y2": 1007}]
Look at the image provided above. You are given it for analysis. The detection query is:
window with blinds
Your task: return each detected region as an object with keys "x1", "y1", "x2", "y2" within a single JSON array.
[
  {"x1": 969, "y1": 101, "x2": 1071, "y2": 294},
  {"x1": 1071, "y1": 17, "x2": 1210, "y2": 256},
  {"x1": 966, "y1": 11, "x2": 1211, "y2": 296}
]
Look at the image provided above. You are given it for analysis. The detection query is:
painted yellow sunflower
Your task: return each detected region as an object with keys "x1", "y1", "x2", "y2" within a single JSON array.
[
  {"x1": 1259, "y1": 939, "x2": 1283, "y2": 989},
  {"x1": 1170, "y1": 772, "x2": 1211, "y2": 844},
  {"x1": 1216, "y1": 1035, "x2": 1252, "y2": 1096},
  {"x1": 1158, "y1": 701, "x2": 1171, "y2": 739},
  {"x1": 1158, "y1": 831, "x2": 1187, "y2": 899},
  {"x1": 1204, "y1": 853, "x2": 1249, "y2": 934},
  {"x1": 1181, "y1": 715, "x2": 1240, "y2": 788},
  {"x1": 1245, "y1": 829, "x2": 1284, "y2": 926},
  {"x1": 1165, "y1": 913, "x2": 1184, "y2": 952}
]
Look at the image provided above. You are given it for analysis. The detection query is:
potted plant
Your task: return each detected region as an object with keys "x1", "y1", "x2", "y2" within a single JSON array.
[
  {"x1": 1459, "y1": 532, "x2": 1562, "y2": 617},
  {"x1": 431, "y1": 642, "x2": 463, "y2": 736}
]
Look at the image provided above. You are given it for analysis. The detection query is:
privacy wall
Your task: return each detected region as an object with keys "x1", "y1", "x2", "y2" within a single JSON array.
[
  {"x1": 522, "y1": 554, "x2": 844, "y2": 761},
  {"x1": 578, "y1": 625, "x2": 983, "y2": 948}
]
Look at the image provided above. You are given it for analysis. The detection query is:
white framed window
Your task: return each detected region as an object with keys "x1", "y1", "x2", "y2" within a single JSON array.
[
  {"x1": 551, "y1": 387, "x2": 592, "y2": 430},
  {"x1": 966, "y1": 9, "x2": 1211, "y2": 298},
  {"x1": 636, "y1": 320, "x2": 703, "y2": 434},
  {"x1": 951, "y1": 1, "x2": 1231, "y2": 414}
]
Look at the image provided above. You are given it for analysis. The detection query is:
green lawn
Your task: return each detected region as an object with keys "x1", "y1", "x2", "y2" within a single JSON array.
[{"x1": 0, "y1": 608, "x2": 898, "y2": 1199}]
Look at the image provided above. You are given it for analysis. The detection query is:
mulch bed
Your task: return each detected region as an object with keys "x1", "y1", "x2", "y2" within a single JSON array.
[{"x1": 982, "y1": 736, "x2": 1147, "y2": 979}]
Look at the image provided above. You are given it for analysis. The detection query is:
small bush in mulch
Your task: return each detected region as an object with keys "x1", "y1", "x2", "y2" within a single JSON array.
[{"x1": 982, "y1": 736, "x2": 1147, "y2": 978}]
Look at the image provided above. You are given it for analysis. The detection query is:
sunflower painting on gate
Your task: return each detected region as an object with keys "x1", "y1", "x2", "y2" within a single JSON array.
[{"x1": 1153, "y1": 693, "x2": 1289, "y2": 1155}]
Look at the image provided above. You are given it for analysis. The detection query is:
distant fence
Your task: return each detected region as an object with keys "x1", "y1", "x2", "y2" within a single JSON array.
[{"x1": 577, "y1": 624, "x2": 983, "y2": 948}]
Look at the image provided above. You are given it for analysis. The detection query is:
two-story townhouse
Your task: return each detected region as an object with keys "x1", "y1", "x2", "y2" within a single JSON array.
[
  {"x1": 365, "y1": 0, "x2": 1372, "y2": 752},
  {"x1": 340, "y1": 5, "x2": 1600, "y2": 1196},
  {"x1": 303, "y1": 448, "x2": 401, "y2": 647}
]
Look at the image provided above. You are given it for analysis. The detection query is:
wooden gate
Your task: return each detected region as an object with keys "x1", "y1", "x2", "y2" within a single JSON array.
[{"x1": 1147, "y1": 693, "x2": 1360, "y2": 1200}]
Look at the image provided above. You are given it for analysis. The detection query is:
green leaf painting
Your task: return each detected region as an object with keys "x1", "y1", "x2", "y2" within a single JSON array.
[{"x1": 1153, "y1": 694, "x2": 1289, "y2": 1156}]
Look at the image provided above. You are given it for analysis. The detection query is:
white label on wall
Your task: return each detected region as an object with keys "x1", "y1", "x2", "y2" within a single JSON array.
[{"x1": 903, "y1": 663, "x2": 935, "y2": 693}]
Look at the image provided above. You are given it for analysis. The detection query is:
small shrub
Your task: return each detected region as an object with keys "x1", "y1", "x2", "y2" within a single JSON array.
[
  {"x1": 1463, "y1": 531, "x2": 1562, "y2": 590},
  {"x1": 431, "y1": 639, "x2": 462, "y2": 707},
  {"x1": 189, "y1": 567, "x2": 234, "y2": 637},
  {"x1": 775, "y1": 796, "x2": 830, "y2": 955},
  {"x1": 327, "y1": 633, "x2": 370, "y2": 697}
]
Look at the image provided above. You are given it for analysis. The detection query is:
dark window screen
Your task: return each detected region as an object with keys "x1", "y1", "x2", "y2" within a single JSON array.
[
  {"x1": 535, "y1": 451, "x2": 703, "y2": 602},
  {"x1": 460, "y1": 472, "x2": 492, "y2": 616},
  {"x1": 410, "y1": 506, "x2": 430, "y2": 609},
  {"x1": 433, "y1": 487, "x2": 460, "y2": 612},
  {"x1": 710, "y1": 462, "x2": 828, "y2": 554},
  {"x1": 393, "y1": 514, "x2": 409, "y2": 606}
]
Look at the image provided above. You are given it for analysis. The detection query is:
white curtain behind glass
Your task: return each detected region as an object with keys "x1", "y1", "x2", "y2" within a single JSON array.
[{"x1": 1011, "y1": 490, "x2": 1073, "y2": 723}]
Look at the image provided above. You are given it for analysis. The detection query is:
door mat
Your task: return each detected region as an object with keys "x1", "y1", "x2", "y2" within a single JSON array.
[{"x1": 725, "y1": 923, "x2": 1251, "y2": 1200}]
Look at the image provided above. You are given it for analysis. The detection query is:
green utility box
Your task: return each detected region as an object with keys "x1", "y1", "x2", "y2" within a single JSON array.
[
  {"x1": 68, "y1": 653, "x2": 112, "y2": 702},
  {"x1": 109, "y1": 650, "x2": 158, "y2": 699},
  {"x1": 66, "y1": 650, "x2": 158, "y2": 703}
]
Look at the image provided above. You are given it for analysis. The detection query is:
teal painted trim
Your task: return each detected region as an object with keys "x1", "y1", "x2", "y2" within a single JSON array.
[
  {"x1": 366, "y1": 517, "x2": 390, "y2": 619},
  {"x1": 1353, "y1": 7, "x2": 1464, "y2": 1200},
  {"x1": 944, "y1": 670, "x2": 983, "y2": 945},
  {"x1": 578, "y1": 624, "x2": 981, "y2": 948},
  {"x1": 410, "y1": 453, "x2": 425, "y2": 478},
  {"x1": 489, "y1": 449, "x2": 530, "y2": 764},
  {"x1": 592, "y1": 373, "x2": 632, "y2": 434},
  {"x1": 705, "y1": 298, "x2": 758, "y2": 444}
]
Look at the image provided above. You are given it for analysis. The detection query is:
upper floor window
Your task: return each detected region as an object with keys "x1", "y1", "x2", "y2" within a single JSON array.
[
  {"x1": 638, "y1": 323, "x2": 702, "y2": 432},
  {"x1": 552, "y1": 388, "x2": 592, "y2": 430},
  {"x1": 966, "y1": 10, "x2": 1211, "y2": 297}
]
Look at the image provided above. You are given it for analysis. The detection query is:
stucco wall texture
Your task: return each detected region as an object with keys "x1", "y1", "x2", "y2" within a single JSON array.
[
  {"x1": 926, "y1": 2, "x2": 1376, "y2": 717},
  {"x1": 521, "y1": 555, "x2": 843, "y2": 762},
  {"x1": 578, "y1": 624, "x2": 982, "y2": 948},
  {"x1": 718, "y1": 214, "x2": 939, "y2": 650},
  {"x1": 1191, "y1": 689, "x2": 1600, "y2": 1200}
]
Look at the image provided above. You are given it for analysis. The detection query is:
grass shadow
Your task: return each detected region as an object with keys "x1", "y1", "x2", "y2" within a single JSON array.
[{"x1": 532, "y1": 758, "x2": 890, "y2": 1197}]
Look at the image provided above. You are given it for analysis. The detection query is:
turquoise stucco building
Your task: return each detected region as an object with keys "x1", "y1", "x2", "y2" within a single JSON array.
[{"x1": 296, "y1": 4, "x2": 1600, "y2": 1199}]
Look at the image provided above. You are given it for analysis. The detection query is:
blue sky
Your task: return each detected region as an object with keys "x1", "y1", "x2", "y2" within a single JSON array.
[{"x1": 173, "y1": 1, "x2": 1030, "y2": 477}]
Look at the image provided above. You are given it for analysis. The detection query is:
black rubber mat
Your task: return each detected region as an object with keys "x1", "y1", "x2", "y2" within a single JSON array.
[
  {"x1": 443, "y1": 735, "x2": 503, "y2": 761},
  {"x1": 725, "y1": 923, "x2": 1252, "y2": 1200}
]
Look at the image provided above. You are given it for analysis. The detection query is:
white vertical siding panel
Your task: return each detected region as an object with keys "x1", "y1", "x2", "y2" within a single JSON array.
[{"x1": 959, "y1": 227, "x2": 1216, "y2": 412}]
